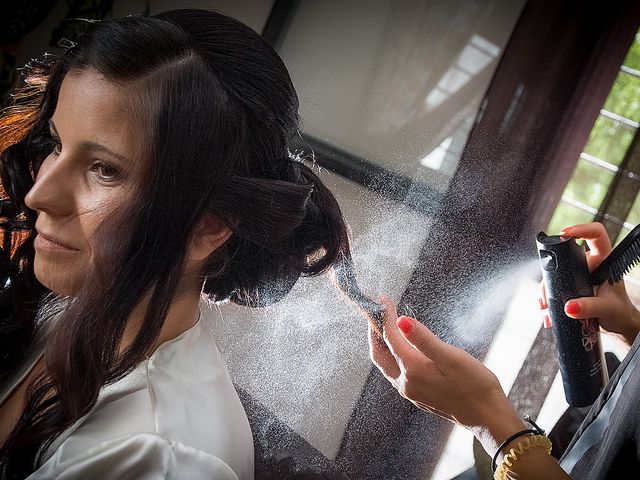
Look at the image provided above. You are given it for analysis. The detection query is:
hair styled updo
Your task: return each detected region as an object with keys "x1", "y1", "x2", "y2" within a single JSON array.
[
  {"x1": 0, "y1": 9, "x2": 356, "y2": 476},
  {"x1": 145, "y1": 9, "x2": 350, "y2": 307}
]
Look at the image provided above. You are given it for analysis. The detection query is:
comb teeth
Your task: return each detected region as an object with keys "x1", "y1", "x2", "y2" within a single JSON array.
[
  {"x1": 594, "y1": 224, "x2": 640, "y2": 285},
  {"x1": 609, "y1": 240, "x2": 640, "y2": 284}
]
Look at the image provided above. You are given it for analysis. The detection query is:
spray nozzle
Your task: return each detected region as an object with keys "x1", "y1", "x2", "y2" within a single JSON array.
[{"x1": 539, "y1": 250, "x2": 558, "y2": 271}]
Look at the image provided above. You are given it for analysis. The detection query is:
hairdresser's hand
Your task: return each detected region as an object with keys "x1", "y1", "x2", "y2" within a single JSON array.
[
  {"x1": 539, "y1": 222, "x2": 640, "y2": 347},
  {"x1": 369, "y1": 299, "x2": 526, "y2": 452}
]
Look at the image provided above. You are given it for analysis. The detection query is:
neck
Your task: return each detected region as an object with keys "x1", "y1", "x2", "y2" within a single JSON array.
[{"x1": 121, "y1": 286, "x2": 202, "y2": 356}]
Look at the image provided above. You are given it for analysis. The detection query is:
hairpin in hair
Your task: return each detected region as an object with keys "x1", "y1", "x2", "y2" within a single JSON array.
[
  {"x1": 57, "y1": 38, "x2": 77, "y2": 50},
  {"x1": 287, "y1": 149, "x2": 306, "y2": 164},
  {"x1": 67, "y1": 17, "x2": 102, "y2": 23}
]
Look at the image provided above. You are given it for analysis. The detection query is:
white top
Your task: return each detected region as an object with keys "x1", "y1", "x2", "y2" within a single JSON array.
[{"x1": 1, "y1": 316, "x2": 254, "y2": 480}]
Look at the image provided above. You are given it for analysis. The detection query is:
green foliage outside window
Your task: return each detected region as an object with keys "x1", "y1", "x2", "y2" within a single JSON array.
[
  {"x1": 603, "y1": 73, "x2": 640, "y2": 124},
  {"x1": 582, "y1": 116, "x2": 635, "y2": 166},
  {"x1": 623, "y1": 33, "x2": 640, "y2": 71},
  {"x1": 561, "y1": 161, "x2": 615, "y2": 206}
]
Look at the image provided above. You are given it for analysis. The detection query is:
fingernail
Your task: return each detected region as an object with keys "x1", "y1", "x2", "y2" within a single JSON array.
[
  {"x1": 538, "y1": 298, "x2": 545, "y2": 310},
  {"x1": 544, "y1": 314, "x2": 551, "y2": 329},
  {"x1": 565, "y1": 301, "x2": 581, "y2": 315},
  {"x1": 397, "y1": 316, "x2": 414, "y2": 335},
  {"x1": 560, "y1": 227, "x2": 573, "y2": 236}
]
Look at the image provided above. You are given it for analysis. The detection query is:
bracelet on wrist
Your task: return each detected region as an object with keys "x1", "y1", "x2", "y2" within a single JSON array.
[
  {"x1": 494, "y1": 434, "x2": 553, "y2": 480},
  {"x1": 491, "y1": 415, "x2": 548, "y2": 473}
]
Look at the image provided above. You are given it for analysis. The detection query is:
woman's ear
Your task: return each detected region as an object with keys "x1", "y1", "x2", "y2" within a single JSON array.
[{"x1": 188, "y1": 214, "x2": 232, "y2": 262}]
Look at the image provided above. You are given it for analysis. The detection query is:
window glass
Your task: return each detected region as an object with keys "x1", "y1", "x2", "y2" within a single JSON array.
[
  {"x1": 582, "y1": 115, "x2": 635, "y2": 166},
  {"x1": 621, "y1": 31, "x2": 640, "y2": 71},
  {"x1": 603, "y1": 72, "x2": 640, "y2": 124},
  {"x1": 547, "y1": 29, "x2": 640, "y2": 236},
  {"x1": 278, "y1": 0, "x2": 527, "y2": 194},
  {"x1": 562, "y1": 160, "x2": 616, "y2": 206}
]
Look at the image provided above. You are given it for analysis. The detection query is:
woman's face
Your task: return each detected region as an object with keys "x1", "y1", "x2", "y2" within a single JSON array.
[{"x1": 25, "y1": 69, "x2": 141, "y2": 295}]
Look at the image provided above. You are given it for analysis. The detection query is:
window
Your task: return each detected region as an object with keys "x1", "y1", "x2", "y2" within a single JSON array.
[
  {"x1": 277, "y1": 0, "x2": 526, "y2": 209},
  {"x1": 547, "y1": 29, "x2": 640, "y2": 300}
]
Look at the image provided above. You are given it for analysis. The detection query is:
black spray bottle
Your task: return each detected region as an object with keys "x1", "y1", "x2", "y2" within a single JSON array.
[{"x1": 536, "y1": 232, "x2": 609, "y2": 407}]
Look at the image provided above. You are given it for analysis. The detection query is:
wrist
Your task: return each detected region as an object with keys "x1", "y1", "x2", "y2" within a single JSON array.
[
  {"x1": 490, "y1": 415, "x2": 547, "y2": 472},
  {"x1": 466, "y1": 395, "x2": 527, "y2": 456}
]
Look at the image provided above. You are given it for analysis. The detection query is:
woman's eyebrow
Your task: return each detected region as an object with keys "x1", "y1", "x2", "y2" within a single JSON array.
[
  {"x1": 48, "y1": 119, "x2": 131, "y2": 165},
  {"x1": 78, "y1": 141, "x2": 131, "y2": 165}
]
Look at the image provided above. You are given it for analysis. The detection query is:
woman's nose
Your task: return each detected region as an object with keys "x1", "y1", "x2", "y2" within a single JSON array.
[{"x1": 25, "y1": 154, "x2": 74, "y2": 216}]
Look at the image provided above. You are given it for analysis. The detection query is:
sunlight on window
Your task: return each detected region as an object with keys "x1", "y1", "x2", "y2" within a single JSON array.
[
  {"x1": 420, "y1": 136, "x2": 453, "y2": 170},
  {"x1": 425, "y1": 34, "x2": 500, "y2": 111}
]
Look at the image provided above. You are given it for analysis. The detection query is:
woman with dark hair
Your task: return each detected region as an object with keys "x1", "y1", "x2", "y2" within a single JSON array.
[{"x1": 0, "y1": 9, "x2": 354, "y2": 479}]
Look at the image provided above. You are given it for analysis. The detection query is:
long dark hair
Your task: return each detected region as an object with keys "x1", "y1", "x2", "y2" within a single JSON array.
[{"x1": 0, "y1": 10, "x2": 353, "y2": 477}]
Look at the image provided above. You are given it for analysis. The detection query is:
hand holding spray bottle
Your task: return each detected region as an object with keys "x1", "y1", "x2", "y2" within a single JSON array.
[{"x1": 537, "y1": 223, "x2": 640, "y2": 406}]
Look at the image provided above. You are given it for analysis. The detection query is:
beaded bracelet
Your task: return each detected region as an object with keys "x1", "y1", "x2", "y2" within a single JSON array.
[
  {"x1": 491, "y1": 415, "x2": 547, "y2": 473},
  {"x1": 494, "y1": 434, "x2": 553, "y2": 480}
]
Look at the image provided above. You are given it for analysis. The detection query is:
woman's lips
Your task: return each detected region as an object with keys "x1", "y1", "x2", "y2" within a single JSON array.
[{"x1": 34, "y1": 231, "x2": 80, "y2": 251}]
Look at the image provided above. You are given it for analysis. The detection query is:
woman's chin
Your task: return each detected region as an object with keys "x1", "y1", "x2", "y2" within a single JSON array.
[{"x1": 34, "y1": 264, "x2": 78, "y2": 296}]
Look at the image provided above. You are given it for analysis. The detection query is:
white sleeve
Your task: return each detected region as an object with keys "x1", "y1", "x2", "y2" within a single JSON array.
[{"x1": 28, "y1": 432, "x2": 240, "y2": 480}]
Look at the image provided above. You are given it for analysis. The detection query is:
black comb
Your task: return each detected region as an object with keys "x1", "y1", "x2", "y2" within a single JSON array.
[{"x1": 591, "y1": 223, "x2": 640, "y2": 285}]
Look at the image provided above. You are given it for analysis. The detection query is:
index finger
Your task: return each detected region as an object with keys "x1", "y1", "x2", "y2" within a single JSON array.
[
  {"x1": 379, "y1": 297, "x2": 417, "y2": 364},
  {"x1": 561, "y1": 222, "x2": 612, "y2": 269}
]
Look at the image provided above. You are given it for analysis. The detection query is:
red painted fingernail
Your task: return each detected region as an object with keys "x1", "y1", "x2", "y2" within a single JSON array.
[
  {"x1": 560, "y1": 227, "x2": 573, "y2": 236},
  {"x1": 538, "y1": 298, "x2": 545, "y2": 310},
  {"x1": 544, "y1": 314, "x2": 551, "y2": 329},
  {"x1": 565, "y1": 301, "x2": 581, "y2": 315},
  {"x1": 397, "y1": 316, "x2": 414, "y2": 335}
]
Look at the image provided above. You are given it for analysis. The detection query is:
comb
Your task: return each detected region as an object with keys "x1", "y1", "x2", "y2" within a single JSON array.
[{"x1": 591, "y1": 223, "x2": 640, "y2": 285}]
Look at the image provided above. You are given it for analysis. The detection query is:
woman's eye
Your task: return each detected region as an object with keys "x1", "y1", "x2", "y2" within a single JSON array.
[{"x1": 91, "y1": 162, "x2": 122, "y2": 182}]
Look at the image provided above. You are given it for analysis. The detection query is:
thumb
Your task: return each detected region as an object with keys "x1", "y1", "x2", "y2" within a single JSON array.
[
  {"x1": 396, "y1": 316, "x2": 451, "y2": 362},
  {"x1": 565, "y1": 297, "x2": 607, "y2": 319}
]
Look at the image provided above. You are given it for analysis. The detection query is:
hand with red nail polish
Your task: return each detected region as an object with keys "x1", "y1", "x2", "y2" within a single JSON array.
[
  {"x1": 558, "y1": 222, "x2": 640, "y2": 347},
  {"x1": 368, "y1": 298, "x2": 569, "y2": 478},
  {"x1": 369, "y1": 298, "x2": 512, "y2": 428}
]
